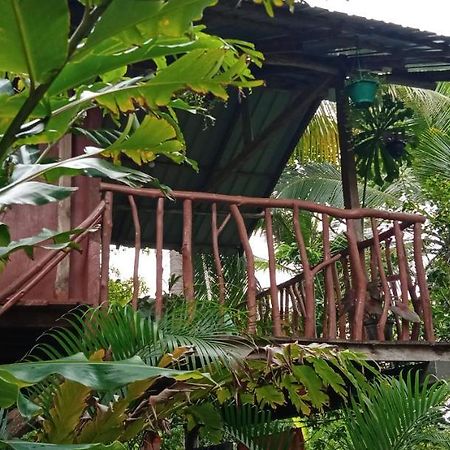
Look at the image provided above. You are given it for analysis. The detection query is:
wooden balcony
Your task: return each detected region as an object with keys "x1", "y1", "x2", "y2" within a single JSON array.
[
  {"x1": 0, "y1": 183, "x2": 435, "y2": 349},
  {"x1": 99, "y1": 183, "x2": 434, "y2": 344}
]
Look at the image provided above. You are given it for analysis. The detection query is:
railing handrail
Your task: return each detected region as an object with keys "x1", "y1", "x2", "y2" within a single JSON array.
[{"x1": 100, "y1": 182, "x2": 425, "y2": 224}]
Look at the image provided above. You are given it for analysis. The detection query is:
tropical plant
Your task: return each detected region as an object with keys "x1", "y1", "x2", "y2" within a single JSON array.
[
  {"x1": 0, "y1": 351, "x2": 214, "y2": 448},
  {"x1": 337, "y1": 372, "x2": 450, "y2": 450},
  {"x1": 0, "y1": 0, "x2": 264, "y2": 265},
  {"x1": 20, "y1": 304, "x2": 375, "y2": 449}
]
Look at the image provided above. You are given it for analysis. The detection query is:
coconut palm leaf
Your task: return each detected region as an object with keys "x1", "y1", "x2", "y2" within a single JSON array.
[
  {"x1": 339, "y1": 371, "x2": 450, "y2": 450},
  {"x1": 291, "y1": 101, "x2": 339, "y2": 166},
  {"x1": 275, "y1": 163, "x2": 402, "y2": 209}
]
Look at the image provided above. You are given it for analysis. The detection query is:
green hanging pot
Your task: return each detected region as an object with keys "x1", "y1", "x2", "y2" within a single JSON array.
[{"x1": 346, "y1": 79, "x2": 379, "y2": 108}]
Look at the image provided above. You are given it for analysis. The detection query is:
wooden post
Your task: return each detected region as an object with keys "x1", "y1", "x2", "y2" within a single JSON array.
[
  {"x1": 211, "y1": 203, "x2": 226, "y2": 306},
  {"x1": 155, "y1": 198, "x2": 164, "y2": 318},
  {"x1": 128, "y1": 195, "x2": 141, "y2": 310},
  {"x1": 182, "y1": 199, "x2": 195, "y2": 306},
  {"x1": 336, "y1": 79, "x2": 360, "y2": 212},
  {"x1": 293, "y1": 205, "x2": 316, "y2": 338},
  {"x1": 265, "y1": 208, "x2": 282, "y2": 336},
  {"x1": 230, "y1": 204, "x2": 257, "y2": 334},
  {"x1": 100, "y1": 191, "x2": 113, "y2": 304},
  {"x1": 413, "y1": 223, "x2": 435, "y2": 342}
]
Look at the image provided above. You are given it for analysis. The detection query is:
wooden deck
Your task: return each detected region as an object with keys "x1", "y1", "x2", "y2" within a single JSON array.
[{"x1": 0, "y1": 186, "x2": 440, "y2": 362}]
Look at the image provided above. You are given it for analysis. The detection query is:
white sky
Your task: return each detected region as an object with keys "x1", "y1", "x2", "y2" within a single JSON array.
[
  {"x1": 308, "y1": 0, "x2": 449, "y2": 35},
  {"x1": 111, "y1": 1, "x2": 449, "y2": 294}
]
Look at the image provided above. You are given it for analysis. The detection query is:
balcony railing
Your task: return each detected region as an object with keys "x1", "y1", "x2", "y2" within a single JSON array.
[
  {"x1": 97, "y1": 183, "x2": 434, "y2": 343},
  {"x1": 0, "y1": 182, "x2": 434, "y2": 343}
]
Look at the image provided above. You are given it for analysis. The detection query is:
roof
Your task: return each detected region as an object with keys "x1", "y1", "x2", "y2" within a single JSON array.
[
  {"x1": 206, "y1": 1, "x2": 450, "y2": 88},
  {"x1": 112, "y1": 1, "x2": 450, "y2": 249}
]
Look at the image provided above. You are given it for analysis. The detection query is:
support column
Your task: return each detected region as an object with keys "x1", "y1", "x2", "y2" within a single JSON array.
[{"x1": 336, "y1": 79, "x2": 360, "y2": 211}]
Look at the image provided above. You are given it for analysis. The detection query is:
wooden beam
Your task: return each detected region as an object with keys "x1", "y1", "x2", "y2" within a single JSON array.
[{"x1": 205, "y1": 76, "x2": 333, "y2": 191}]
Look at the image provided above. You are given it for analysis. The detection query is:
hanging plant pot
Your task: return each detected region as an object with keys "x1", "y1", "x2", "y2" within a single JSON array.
[{"x1": 346, "y1": 79, "x2": 379, "y2": 108}]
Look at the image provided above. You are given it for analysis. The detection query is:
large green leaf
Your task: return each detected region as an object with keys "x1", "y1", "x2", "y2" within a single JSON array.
[
  {"x1": 0, "y1": 353, "x2": 208, "y2": 397},
  {"x1": 49, "y1": 33, "x2": 216, "y2": 96},
  {"x1": 0, "y1": 182, "x2": 75, "y2": 207},
  {"x1": 104, "y1": 115, "x2": 183, "y2": 164},
  {"x1": 52, "y1": 46, "x2": 261, "y2": 121},
  {"x1": 80, "y1": 0, "x2": 216, "y2": 56},
  {"x1": 0, "y1": 228, "x2": 80, "y2": 260},
  {"x1": 0, "y1": 0, "x2": 69, "y2": 84},
  {"x1": 11, "y1": 157, "x2": 154, "y2": 188},
  {"x1": 42, "y1": 381, "x2": 91, "y2": 444}
]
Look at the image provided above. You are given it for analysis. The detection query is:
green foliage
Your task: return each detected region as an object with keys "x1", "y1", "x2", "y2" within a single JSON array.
[
  {"x1": 0, "y1": 0, "x2": 263, "y2": 264},
  {"x1": 338, "y1": 372, "x2": 450, "y2": 450},
  {"x1": 221, "y1": 404, "x2": 293, "y2": 450},
  {"x1": 275, "y1": 163, "x2": 402, "y2": 209},
  {"x1": 253, "y1": 0, "x2": 296, "y2": 17},
  {"x1": 214, "y1": 343, "x2": 375, "y2": 417},
  {"x1": 30, "y1": 303, "x2": 245, "y2": 370},
  {"x1": 0, "y1": 352, "x2": 213, "y2": 446},
  {"x1": 352, "y1": 92, "x2": 416, "y2": 188}
]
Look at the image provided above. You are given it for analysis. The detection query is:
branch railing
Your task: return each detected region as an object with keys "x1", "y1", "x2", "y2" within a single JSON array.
[{"x1": 100, "y1": 183, "x2": 435, "y2": 343}]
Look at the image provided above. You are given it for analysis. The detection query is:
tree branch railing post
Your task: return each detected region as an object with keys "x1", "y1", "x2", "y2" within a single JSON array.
[
  {"x1": 182, "y1": 199, "x2": 195, "y2": 311},
  {"x1": 155, "y1": 198, "x2": 165, "y2": 319},
  {"x1": 230, "y1": 203, "x2": 257, "y2": 335},
  {"x1": 265, "y1": 208, "x2": 282, "y2": 337},
  {"x1": 100, "y1": 191, "x2": 113, "y2": 305},
  {"x1": 128, "y1": 195, "x2": 141, "y2": 310}
]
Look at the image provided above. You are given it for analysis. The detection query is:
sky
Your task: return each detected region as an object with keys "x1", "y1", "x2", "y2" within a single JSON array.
[
  {"x1": 308, "y1": 0, "x2": 449, "y2": 35},
  {"x1": 111, "y1": 0, "x2": 450, "y2": 293}
]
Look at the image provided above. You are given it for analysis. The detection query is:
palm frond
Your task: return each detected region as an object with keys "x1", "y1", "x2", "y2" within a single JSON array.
[
  {"x1": 275, "y1": 163, "x2": 402, "y2": 209},
  {"x1": 222, "y1": 404, "x2": 293, "y2": 450},
  {"x1": 29, "y1": 304, "x2": 249, "y2": 370},
  {"x1": 413, "y1": 128, "x2": 450, "y2": 182},
  {"x1": 291, "y1": 101, "x2": 339, "y2": 166},
  {"x1": 340, "y1": 372, "x2": 450, "y2": 450}
]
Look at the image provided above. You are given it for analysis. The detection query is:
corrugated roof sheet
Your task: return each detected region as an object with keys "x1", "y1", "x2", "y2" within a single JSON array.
[{"x1": 112, "y1": 1, "x2": 450, "y2": 250}]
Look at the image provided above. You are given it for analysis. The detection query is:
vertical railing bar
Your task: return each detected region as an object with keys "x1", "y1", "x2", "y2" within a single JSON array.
[
  {"x1": 230, "y1": 204, "x2": 257, "y2": 334},
  {"x1": 293, "y1": 282, "x2": 306, "y2": 317},
  {"x1": 265, "y1": 208, "x2": 282, "y2": 336},
  {"x1": 155, "y1": 197, "x2": 164, "y2": 318},
  {"x1": 369, "y1": 245, "x2": 377, "y2": 283},
  {"x1": 293, "y1": 205, "x2": 316, "y2": 338},
  {"x1": 182, "y1": 199, "x2": 195, "y2": 309},
  {"x1": 100, "y1": 191, "x2": 113, "y2": 304},
  {"x1": 322, "y1": 214, "x2": 336, "y2": 339},
  {"x1": 394, "y1": 221, "x2": 411, "y2": 341},
  {"x1": 230, "y1": 204, "x2": 257, "y2": 333},
  {"x1": 211, "y1": 203, "x2": 226, "y2": 306},
  {"x1": 289, "y1": 285, "x2": 300, "y2": 335},
  {"x1": 128, "y1": 195, "x2": 141, "y2": 310},
  {"x1": 407, "y1": 276, "x2": 422, "y2": 341},
  {"x1": 347, "y1": 218, "x2": 367, "y2": 341},
  {"x1": 332, "y1": 263, "x2": 346, "y2": 338},
  {"x1": 370, "y1": 218, "x2": 393, "y2": 341},
  {"x1": 413, "y1": 223, "x2": 435, "y2": 342}
]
